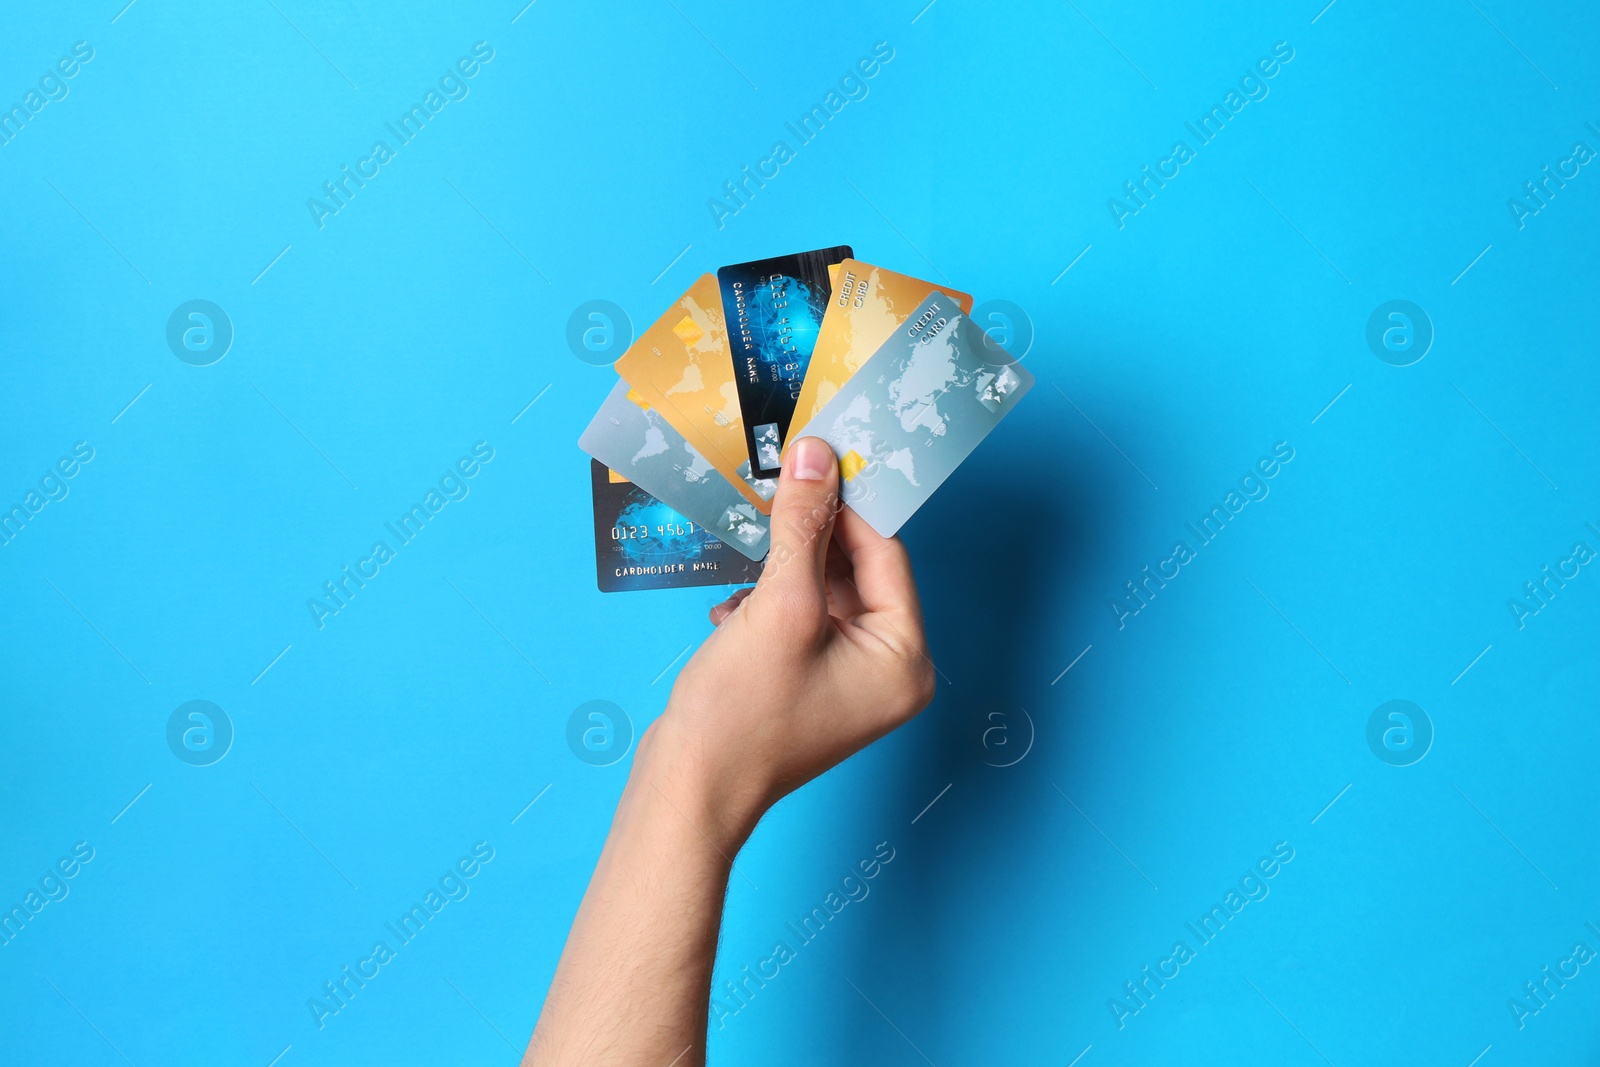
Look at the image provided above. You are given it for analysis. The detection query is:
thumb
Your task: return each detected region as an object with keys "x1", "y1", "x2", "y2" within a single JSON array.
[{"x1": 757, "y1": 436, "x2": 840, "y2": 608}]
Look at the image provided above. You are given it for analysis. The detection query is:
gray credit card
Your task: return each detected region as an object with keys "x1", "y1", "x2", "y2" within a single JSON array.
[
  {"x1": 579, "y1": 380, "x2": 771, "y2": 561},
  {"x1": 794, "y1": 291, "x2": 1033, "y2": 537}
]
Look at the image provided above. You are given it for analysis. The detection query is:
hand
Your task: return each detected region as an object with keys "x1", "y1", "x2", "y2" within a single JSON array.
[{"x1": 640, "y1": 436, "x2": 936, "y2": 848}]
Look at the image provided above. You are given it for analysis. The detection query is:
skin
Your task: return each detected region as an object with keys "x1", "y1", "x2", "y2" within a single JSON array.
[{"x1": 524, "y1": 436, "x2": 935, "y2": 1066}]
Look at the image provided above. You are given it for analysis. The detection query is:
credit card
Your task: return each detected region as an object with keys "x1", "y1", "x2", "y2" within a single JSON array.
[
  {"x1": 796, "y1": 291, "x2": 1034, "y2": 537},
  {"x1": 579, "y1": 380, "x2": 771, "y2": 561},
  {"x1": 718, "y1": 245, "x2": 852, "y2": 479},
  {"x1": 788, "y1": 259, "x2": 973, "y2": 448},
  {"x1": 589, "y1": 460, "x2": 763, "y2": 593},
  {"x1": 613, "y1": 274, "x2": 777, "y2": 513}
]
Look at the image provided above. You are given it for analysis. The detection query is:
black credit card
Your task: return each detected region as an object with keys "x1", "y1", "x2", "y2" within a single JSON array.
[
  {"x1": 718, "y1": 245, "x2": 852, "y2": 478},
  {"x1": 589, "y1": 459, "x2": 763, "y2": 593}
]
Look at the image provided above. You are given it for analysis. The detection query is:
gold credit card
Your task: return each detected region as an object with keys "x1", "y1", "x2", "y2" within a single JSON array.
[
  {"x1": 614, "y1": 274, "x2": 777, "y2": 513},
  {"x1": 789, "y1": 260, "x2": 974, "y2": 448}
]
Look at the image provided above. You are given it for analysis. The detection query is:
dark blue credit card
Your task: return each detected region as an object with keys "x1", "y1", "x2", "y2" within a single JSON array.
[
  {"x1": 589, "y1": 460, "x2": 763, "y2": 593},
  {"x1": 718, "y1": 245, "x2": 851, "y2": 478}
]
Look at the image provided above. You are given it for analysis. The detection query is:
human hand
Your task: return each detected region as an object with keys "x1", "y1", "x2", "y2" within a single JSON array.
[{"x1": 639, "y1": 437, "x2": 935, "y2": 848}]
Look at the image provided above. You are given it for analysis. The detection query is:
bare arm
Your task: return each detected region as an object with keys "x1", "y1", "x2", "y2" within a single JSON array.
[
  {"x1": 525, "y1": 437, "x2": 934, "y2": 1066},
  {"x1": 521, "y1": 729, "x2": 738, "y2": 1065}
]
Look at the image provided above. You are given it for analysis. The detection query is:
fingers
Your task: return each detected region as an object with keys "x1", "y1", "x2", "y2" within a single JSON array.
[
  {"x1": 831, "y1": 507, "x2": 933, "y2": 709},
  {"x1": 708, "y1": 587, "x2": 754, "y2": 626},
  {"x1": 823, "y1": 537, "x2": 868, "y2": 620},
  {"x1": 831, "y1": 506, "x2": 922, "y2": 623},
  {"x1": 755, "y1": 437, "x2": 841, "y2": 611}
]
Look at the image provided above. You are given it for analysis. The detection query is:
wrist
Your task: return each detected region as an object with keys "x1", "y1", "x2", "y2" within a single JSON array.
[{"x1": 628, "y1": 713, "x2": 768, "y2": 856}]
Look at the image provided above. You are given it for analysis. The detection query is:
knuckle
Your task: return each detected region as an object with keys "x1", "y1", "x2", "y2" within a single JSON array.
[{"x1": 904, "y1": 655, "x2": 937, "y2": 710}]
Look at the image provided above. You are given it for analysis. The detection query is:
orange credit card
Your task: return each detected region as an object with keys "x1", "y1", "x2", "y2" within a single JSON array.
[
  {"x1": 788, "y1": 260, "x2": 973, "y2": 449},
  {"x1": 614, "y1": 274, "x2": 777, "y2": 513}
]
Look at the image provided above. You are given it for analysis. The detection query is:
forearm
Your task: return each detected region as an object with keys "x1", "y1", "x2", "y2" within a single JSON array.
[{"x1": 525, "y1": 720, "x2": 755, "y2": 1066}]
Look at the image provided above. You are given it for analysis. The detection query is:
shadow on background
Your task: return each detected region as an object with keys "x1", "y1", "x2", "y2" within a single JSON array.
[{"x1": 836, "y1": 408, "x2": 1115, "y2": 1060}]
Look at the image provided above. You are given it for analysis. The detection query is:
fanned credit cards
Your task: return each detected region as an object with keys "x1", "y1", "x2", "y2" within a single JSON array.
[{"x1": 578, "y1": 250, "x2": 1033, "y2": 590}]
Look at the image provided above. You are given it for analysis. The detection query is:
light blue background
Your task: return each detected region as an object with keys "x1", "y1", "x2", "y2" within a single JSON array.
[{"x1": 3, "y1": 1, "x2": 1597, "y2": 1064}]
